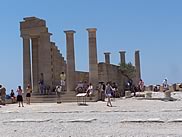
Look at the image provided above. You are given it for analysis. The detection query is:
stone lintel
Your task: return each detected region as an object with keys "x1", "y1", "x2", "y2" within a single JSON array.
[{"x1": 40, "y1": 32, "x2": 52, "y2": 36}]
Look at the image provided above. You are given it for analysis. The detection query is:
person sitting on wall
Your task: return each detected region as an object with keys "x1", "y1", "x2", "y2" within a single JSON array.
[{"x1": 75, "y1": 81, "x2": 84, "y2": 93}]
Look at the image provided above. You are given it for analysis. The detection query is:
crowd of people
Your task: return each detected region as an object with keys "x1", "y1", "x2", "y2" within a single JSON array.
[
  {"x1": 2, "y1": 75, "x2": 171, "y2": 107},
  {"x1": 0, "y1": 84, "x2": 32, "y2": 107}
]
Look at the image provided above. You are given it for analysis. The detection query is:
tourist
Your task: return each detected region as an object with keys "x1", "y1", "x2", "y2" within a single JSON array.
[
  {"x1": 105, "y1": 82, "x2": 113, "y2": 107},
  {"x1": 39, "y1": 80, "x2": 44, "y2": 95},
  {"x1": 26, "y1": 84, "x2": 32, "y2": 104},
  {"x1": 75, "y1": 81, "x2": 84, "y2": 93},
  {"x1": 98, "y1": 82, "x2": 106, "y2": 101},
  {"x1": 10, "y1": 89, "x2": 16, "y2": 103},
  {"x1": 39, "y1": 73, "x2": 45, "y2": 94},
  {"x1": 86, "y1": 83, "x2": 94, "y2": 97},
  {"x1": 138, "y1": 79, "x2": 144, "y2": 92},
  {"x1": 55, "y1": 85, "x2": 62, "y2": 103},
  {"x1": 163, "y1": 78, "x2": 168, "y2": 92},
  {"x1": 112, "y1": 82, "x2": 118, "y2": 97},
  {"x1": 0, "y1": 85, "x2": 6, "y2": 105},
  {"x1": 60, "y1": 72, "x2": 66, "y2": 91},
  {"x1": 16, "y1": 86, "x2": 24, "y2": 107}
]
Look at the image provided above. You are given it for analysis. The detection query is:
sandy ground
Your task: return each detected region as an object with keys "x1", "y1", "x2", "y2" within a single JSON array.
[{"x1": 1, "y1": 94, "x2": 182, "y2": 137}]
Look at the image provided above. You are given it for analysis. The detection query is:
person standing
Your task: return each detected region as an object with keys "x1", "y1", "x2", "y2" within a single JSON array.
[
  {"x1": 60, "y1": 72, "x2": 66, "y2": 91},
  {"x1": 16, "y1": 86, "x2": 24, "y2": 107},
  {"x1": 10, "y1": 89, "x2": 16, "y2": 103},
  {"x1": 55, "y1": 85, "x2": 62, "y2": 104},
  {"x1": 0, "y1": 85, "x2": 6, "y2": 105},
  {"x1": 26, "y1": 84, "x2": 32, "y2": 104},
  {"x1": 163, "y1": 78, "x2": 168, "y2": 92},
  {"x1": 105, "y1": 82, "x2": 113, "y2": 107},
  {"x1": 138, "y1": 79, "x2": 144, "y2": 92}
]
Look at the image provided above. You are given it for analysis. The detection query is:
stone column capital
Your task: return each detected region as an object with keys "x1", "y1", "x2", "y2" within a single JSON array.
[
  {"x1": 21, "y1": 34, "x2": 30, "y2": 39},
  {"x1": 87, "y1": 28, "x2": 97, "y2": 38},
  {"x1": 119, "y1": 50, "x2": 126, "y2": 54},
  {"x1": 135, "y1": 50, "x2": 140, "y2": 53},
  {"x1": 104, "y1": 52, "x2": 111, "y2": 55},
  {"x1": 86, "y1": 28, "x2": 97, "y2": 32},
  {"x1": 64, "y1": 30, "x2": 76, "y2": 34}
]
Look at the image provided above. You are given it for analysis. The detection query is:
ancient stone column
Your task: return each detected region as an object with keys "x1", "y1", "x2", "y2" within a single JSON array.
[
  {"x1": 104, "y1": 52, "x2": 111, "y2": 64},
  {"x1": 64, "y1": 30, "x2": 76, "y2": 92},
  {"x1": 87, "y1": 28, "x2": 98, "y2": 88},
  {"x1": 39, "y1": 32, "x2": 53, "y2": 92},
  {"x1": 22, "y1": 35, "x2": 32, "y2": 91},
  {"x1": 135, "y1": 50, "x2": 141, "y2": 84},
  {"x1": 119, "y1": 51, "x2": 126, "y2": 65},
  {"x1": 31, "y1": 38, "x2": 39, "y2": 93}
]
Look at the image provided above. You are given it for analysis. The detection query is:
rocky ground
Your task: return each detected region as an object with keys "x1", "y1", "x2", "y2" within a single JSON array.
[{"x1": 1, "y1": 92, "x2": 182, "y2": 137}]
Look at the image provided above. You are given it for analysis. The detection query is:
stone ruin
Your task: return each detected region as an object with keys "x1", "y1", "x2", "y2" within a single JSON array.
[{"x1": 20, "y1": 17, "x2": 141, "y2": 98}]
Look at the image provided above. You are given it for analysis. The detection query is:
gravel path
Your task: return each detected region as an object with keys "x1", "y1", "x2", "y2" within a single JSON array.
[{"x1": 1, "y1": 96, "x2": 182, "y2": 137}]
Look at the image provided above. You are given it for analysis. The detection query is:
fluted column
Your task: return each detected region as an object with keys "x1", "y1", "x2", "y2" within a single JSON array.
[
  {"x1": 104, "y1": 52, "x2": 111, "y2": 64},
  {"x1": 64, "y1": 30, "x2": 76, "y2": 92},
  {"x1": 135, "y1": 50, "x2": 141, "y2": 84},
  {"x1": 119, "y1": 51, "x2": 126, "y2": 65},
  {"x1": 87, "y1": 28, "x2": 98, "y2": 88},
  {"x1": 22, "y1": 35, "x2": 32, "y2": 91}
]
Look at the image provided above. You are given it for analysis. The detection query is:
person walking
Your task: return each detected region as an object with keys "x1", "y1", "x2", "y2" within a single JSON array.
[
  {"x1": 26, "y1": 84, "x2": 32, "y2": 104},
  {"x1": 105, "y1": 82, "x2": 113, "y2": 107},
  {"x1": 16, "y1": 86, "x2": 24, "y2": 107}
]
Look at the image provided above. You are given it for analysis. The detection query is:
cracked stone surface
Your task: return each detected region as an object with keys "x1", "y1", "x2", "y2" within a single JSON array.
[{"x1": 1, "y1": 96, "x2": 182, "y2": 137}]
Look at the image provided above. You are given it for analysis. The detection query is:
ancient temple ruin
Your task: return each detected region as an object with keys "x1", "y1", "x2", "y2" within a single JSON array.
[{"x1": 20, "y1": 17, "x2": 141, "y2": 102}]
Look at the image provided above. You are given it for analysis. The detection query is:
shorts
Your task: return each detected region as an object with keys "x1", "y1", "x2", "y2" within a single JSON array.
[
  {"x1": 26, "y1": 93, "x2": 31, "y2": 97},
  {"x1": 17, "y1": 95, "x2": 23, "y2": 102}
]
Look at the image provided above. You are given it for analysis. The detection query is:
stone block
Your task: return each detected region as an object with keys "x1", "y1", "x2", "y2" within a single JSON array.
[
  {"x1": 145, "y1": 91, "x2": 152, "y2": 98},
  {"x1": 164, "y1": 90, "x2": 171, "y2": 98},
  {"x1": 125, "y1": 91, "x2": 131, "y2": 98}
]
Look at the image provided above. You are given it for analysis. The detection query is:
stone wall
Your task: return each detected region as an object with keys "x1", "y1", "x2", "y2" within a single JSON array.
[
  {"x1": 98, "y1": 63, "x2": 124, "y2": 93},
  {"x1": 75, "y1": 71, "x2": 89, "y2": 85}
]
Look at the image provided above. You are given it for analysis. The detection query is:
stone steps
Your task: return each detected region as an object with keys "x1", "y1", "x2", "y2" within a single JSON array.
[{"x1": 30, "y1": 91, "x2": 98, "y2": 103}]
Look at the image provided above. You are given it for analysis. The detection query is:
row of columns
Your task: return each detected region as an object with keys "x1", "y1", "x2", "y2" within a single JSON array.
[
  {"x1": 104, "y1": 50, "x2": 141, "y2": 83},
  {"x1": 64, "y1": 28, "x2": 99, "y2": 91},
  {"x1": 22, "y1": 33, "x2": 53, "y2": 92},
  {"x1": 64, "y1": 27, "x2": 141, "y2": 91},
  {"x1": 22, "y1": 28, "x2": 141, "y2": 92}
]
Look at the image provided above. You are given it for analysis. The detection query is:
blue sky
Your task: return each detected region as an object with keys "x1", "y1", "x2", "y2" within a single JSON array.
[{"x1": 0, "y1": 0, "x2": 182, "y2": 93}]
